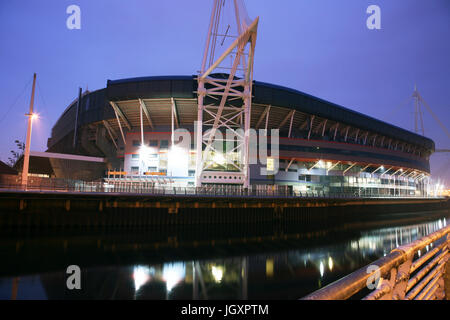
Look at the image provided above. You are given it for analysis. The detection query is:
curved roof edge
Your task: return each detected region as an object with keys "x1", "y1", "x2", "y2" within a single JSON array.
[
  {"x1": 253, "y1": 80, "x2": 435, "y2": 151},
  {"x1": 105, "y1": 75, "x2": 435, "y2": 151}
]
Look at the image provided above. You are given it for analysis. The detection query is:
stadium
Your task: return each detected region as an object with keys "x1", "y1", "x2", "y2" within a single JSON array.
[
  {"x1": 16, "y1": 0, "x2": 436, "y2": 197},
  {"x1": 38, "y1": 73, "x2": 435, "y2": 197}
]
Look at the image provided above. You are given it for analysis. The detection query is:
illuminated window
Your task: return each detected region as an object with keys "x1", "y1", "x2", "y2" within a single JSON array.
[{"x1": 132, "y1": 154, "x2": 139, "y2": 160}]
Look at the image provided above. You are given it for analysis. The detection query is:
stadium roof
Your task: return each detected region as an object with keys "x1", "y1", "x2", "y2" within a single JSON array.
[{"x1": 106, "y1": 75, "x2": 434, "y2": 151}]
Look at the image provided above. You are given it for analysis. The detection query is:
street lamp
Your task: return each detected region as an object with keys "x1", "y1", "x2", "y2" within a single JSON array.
[{"x1": 21, "y1": 73, "x2": 37, "y2": 189}]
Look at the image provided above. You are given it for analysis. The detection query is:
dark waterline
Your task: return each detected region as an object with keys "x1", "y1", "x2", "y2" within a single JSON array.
[{"x1": 0, "y1": 210, "x2": 448, "y2": 300}]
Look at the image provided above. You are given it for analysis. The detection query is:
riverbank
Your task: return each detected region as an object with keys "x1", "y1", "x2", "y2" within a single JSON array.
[{"x1": 0, "y1": 191, "x2": 448, "y2": 229}]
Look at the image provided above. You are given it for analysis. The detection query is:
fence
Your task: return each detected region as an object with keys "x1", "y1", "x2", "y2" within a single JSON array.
[
  {"x1": 0, "y1": 180, "x2": 442, "y2": 200},
  {"x1": 301, "y1": 225, "x2": 450, "y2": 300}
]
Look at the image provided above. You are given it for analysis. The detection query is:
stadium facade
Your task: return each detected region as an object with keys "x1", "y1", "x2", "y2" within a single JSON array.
[{"x1": 44, "y1": 74, "x2": 435, "y2": 197}]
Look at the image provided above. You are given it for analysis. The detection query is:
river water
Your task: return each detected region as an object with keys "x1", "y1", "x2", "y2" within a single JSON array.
[{"x1": 0, "y1": 209, "x2": 448, "y2": 300}]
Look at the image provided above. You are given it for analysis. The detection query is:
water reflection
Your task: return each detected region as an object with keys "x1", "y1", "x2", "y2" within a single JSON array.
[{"x1": 0, "y1": 216, "x2": 448, "y2": 300}]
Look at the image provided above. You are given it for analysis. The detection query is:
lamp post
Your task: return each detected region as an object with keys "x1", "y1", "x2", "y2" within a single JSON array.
[{"x1": 21, "y1": 73, "x2": 37, "y2": 189}]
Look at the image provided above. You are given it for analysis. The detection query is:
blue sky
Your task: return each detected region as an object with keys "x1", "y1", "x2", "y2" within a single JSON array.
[{"x1": 0, "y1": 0, "x2": 449, "y2": 185}]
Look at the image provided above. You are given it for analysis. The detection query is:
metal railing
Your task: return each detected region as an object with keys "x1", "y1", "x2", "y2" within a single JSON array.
[
  {"x1": 301, "y1": 225, "x2": 450, "y2": 300},
  {"x1": 0, "y1": 181, "x2": 442, "y2": 199}
]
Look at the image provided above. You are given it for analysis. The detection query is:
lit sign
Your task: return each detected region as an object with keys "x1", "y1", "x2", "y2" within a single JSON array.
[{"x1": 267, "y1": 157, "x2": 274, "y2": 172}]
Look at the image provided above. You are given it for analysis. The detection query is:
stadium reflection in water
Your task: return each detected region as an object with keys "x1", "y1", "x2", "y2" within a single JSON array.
[{"x1": 0, "y1": 217, "x2": 447, "y2": 300}]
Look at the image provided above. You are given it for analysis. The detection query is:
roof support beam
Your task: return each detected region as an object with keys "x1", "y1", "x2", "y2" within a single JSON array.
[
  {"x1": 344, "y1": 126, "x2": 350, "y2": 142},
  {"x1": 334, "y1": 123, "x2": 339, "y2": 140},
  {"x1": 109, "y1": 101, "x2": 131, "y2": 131},
  {"x1": 314, "y1": 119, "x2": 326, "y2": 134},
  {"x1": 255, "y1": 105, "x2": 270, "y2": 129},
  {"x1": 307, "y1": 116, "x2": 315, "y2": 140},
  {"x1": 371, "y1": 165, "x2": 384, "y2": 175},
  {"x1": 140, "y1": 98, "x2": 144, "y2": 145},
  {"x1": 299, "y1": 117, "x2": 309, "y2": 130},
  {"x1": 364, "y1": 132, "x2": 369, "y2": 145},
  {"x1": 265, "y1": 105, "x2": 270, "y2": 131},
  {"x1": 113, "y1": 109, "x2": 127, "y2": 145},
  {"x1": 308, "y1": 159, "x2": 321, "y2": 172},
  {"x1": 102, "y1": 120, "x2": 118, "y2": 149},
  {"x1": 288, "y1": 110, "x2": 295, "y2": 138},
  {"x1": 398, "y1": 169, "x2": 411, "y2": 177},
  {"x1": 139, "y1": 99, "x2": 154, "y2": 129},
  {"x1": 359, "y1": 163, "x2": 372, "y2": 173},
  {"x1": 417, "y1": 174, "x2": 428, "y2": 182},
  {"x1": 343, "y1": 163, "x2": 356, "y2": 175},
  {"x1": 406, "y1": 171, "x2": 417, "y2": 178},
  {"x1": 285, "y1": 158, "x2": 295, "y2": 172},
  {"x1": 354, "y1": 129, "x2": 360, "y2": 142},
  {"x1": 278, "y1": 110, "x2": 295, "y2": 129},
  {"x1": 326, "y1": 161, "x2": 341, "y2": 175},
  {"x1": 171, "y1": 97, "x2": 180, "y2": 128},
  {"x1": 380, "y1": 167, "x2": 394, "y2": 177},
  {"x1": 321, "y1": 119, "x2": 328, "y2": 136}
]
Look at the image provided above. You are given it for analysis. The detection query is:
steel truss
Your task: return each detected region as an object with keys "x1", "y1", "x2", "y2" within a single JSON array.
[{"x1": 196, "y1": 0, "x2": 259, "y2": 188}]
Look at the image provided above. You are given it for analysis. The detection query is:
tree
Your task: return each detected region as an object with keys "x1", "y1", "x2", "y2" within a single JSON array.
[{"x1": 8, "y1": 140, "x2": 25, "y2": 167}]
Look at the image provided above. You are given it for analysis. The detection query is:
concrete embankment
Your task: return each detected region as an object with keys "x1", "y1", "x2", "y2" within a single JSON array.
[{"x1": 0, "y1": 191, "x2": 448, "y2": 229}]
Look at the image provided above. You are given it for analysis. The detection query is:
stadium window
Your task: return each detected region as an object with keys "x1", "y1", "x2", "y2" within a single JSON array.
[
  {"x1": 132, "y1": 140, "x2": 140, "y2": 146},
  {"x1": 148, "y1": 167, "x2": 157, "y2": 172},
  {"x1": 149, "y1": 154, "x2": 158, "y2": 159},
  {"x1": 131, "y1": 154, "x2": 139, "y2": 160},
  {"x1": 188, "y1": 170, "x2": 195, "y2": 177},
  {"x1": 149, "y1": 140, "x2": 158, "y2": 147},
  {"x1": 131, "y1": 166, "x2": 139, "y2": 172},
  {"x1": 160, "y1": 140, "x2": 169, "y2": 148}
]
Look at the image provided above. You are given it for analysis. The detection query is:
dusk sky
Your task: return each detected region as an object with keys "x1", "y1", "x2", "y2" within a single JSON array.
[{"x1": 0, "y1": 0, "x2": 449, "y2": 185}]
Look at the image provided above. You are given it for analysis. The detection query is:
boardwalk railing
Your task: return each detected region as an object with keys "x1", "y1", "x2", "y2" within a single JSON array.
[
  {"x1": 0, "y1": 181, "x2": 441, "y2": 199},
  {"x1": 302, "y1": 225, "x2": 450, "y2": 300}
]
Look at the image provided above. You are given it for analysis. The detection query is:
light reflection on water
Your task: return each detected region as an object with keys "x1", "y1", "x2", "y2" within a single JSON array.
[{"x1": 0, "y1": 217, "x2": 447, "y2": 300}]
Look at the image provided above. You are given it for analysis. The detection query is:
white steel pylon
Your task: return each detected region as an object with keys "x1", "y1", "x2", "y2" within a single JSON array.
[
  {"x1": 195, "y1": 0, "x2": 259, "y2": 188},
  {"x1": 412, "y1": 86, "x2": 450, "y2": 140},
  {"x1": 413, "y1": 85, "x2": 425, "y2": 136}
]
